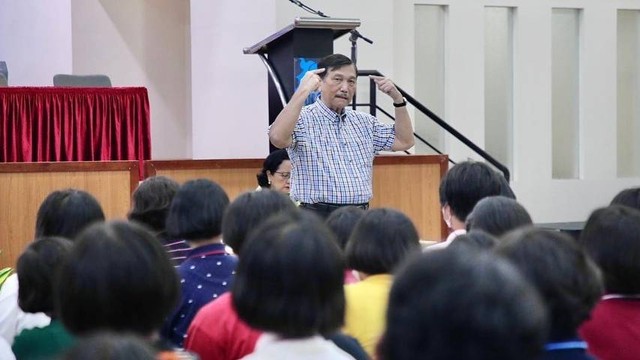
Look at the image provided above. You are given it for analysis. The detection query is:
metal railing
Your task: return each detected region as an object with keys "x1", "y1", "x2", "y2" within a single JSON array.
[{"x1": 354, "y1": 70, "x2": 510, "y2": 182}]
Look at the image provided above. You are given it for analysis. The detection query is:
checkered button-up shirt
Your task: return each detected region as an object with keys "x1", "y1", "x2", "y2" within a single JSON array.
[{"x1": 287, "y1": 98, "x2": 395, "y2": 204}]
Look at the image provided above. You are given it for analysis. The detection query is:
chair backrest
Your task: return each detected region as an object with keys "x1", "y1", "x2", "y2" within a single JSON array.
[{"x1": 53, "y1": 74, "x2": 112, "y2": 87}]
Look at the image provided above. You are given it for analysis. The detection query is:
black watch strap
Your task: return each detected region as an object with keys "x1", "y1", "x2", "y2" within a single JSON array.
[{"x1": 393, "y1": 98, "x2": 407, "y2": 108}]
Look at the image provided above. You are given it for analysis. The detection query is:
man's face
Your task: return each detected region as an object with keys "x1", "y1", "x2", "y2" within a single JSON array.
[{"x1": 319, "y1": 64, "x2": 357, "y2": 113}]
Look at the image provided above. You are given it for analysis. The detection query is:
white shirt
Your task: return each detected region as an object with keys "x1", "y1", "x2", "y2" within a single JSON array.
[
  {"x1": 242, "y1": 333, "x2": 355, "y2": 360},
  {"x1": 424, "y1": 229, "x2": 467, "y2": 251}
]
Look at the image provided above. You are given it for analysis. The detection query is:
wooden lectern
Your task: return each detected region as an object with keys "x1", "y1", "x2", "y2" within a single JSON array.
[{"x1": 244, "y1": 17, "x2": 360, "y2": 137}]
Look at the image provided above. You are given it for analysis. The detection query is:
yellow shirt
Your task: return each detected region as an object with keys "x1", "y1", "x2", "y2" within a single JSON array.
[{"x1": 343, "y1": 274, "x2": 393, "y2": 358}]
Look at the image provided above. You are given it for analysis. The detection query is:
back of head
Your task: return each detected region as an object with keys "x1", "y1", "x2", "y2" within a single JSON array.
[
  {"x1": 379, "y1": 249, "x2": 547, "y2": 360},
  {"x1": 610, "y1": 187, "x2": 640, "y2": 211},
  {"x1": 497, "y1": 228, "x2": 603, "y2": 340},
  {"x1": 222, "y1": 189, "x2": 298, "y2": 255},
  {"x1": 465, "y1": 196, "x2": 533, "y2": 237},
  {"x1": 55, "y1": 220, "x2": 179, "y2": 336},
  {"x1": 346, "y1": 208, "x2": 420, "y2": 275},
  {"x1": 439, "y1": 161, "x2": 502, "y2": 222},
  {"x1": 17, "y1": 237, "x2": 73, "y2": 314},
  {"x1": 35, "y1": 189, "x2": 105, "y2": 239},
  {"x1": 128, "y1": 176, "x2": 180, "y2": 234},
  {"x1": 325, "y1": 206, "x2": 366, "y2": 251},
  {"x1": 447, "y1": 230, "x2": 498, "y2": 251},
  {"x1": 257, "y1": 149, "x2": 289, "y2": 188},
  {"x1": 61, "y1": 332, "x2": 156, "y2": 360},
  {"x1": 579, "y1": 205, "x2": 640, "y2": 294},
  {"x1": 233, "y1": 211, "x2": 345, "y2": 338},
  {"x1": 166, "y1": 179, "x2": 229, "y2": 241}
]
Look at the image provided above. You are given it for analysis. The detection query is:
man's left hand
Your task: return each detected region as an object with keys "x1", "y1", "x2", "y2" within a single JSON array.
[{"x1": 370, "y1": 75, "x2": 403, "y2": 103}]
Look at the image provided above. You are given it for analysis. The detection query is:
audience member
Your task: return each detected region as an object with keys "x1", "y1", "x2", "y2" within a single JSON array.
[
  {"x1": 429, "y1": 160, "x2": 503, "y2": 249},
  {"x1": 12, "y1": 237, "x2": 75, "y2": 359},
  {"x1": 55, "y1": 221, "x2": 193, "y2": 359},
  {"x1": 497, "y1": 228, "x2": 603, "y2": 359},
  {"x1": 610, "y1": 187, "x2": 640, "y2": 211},
  {"x1": 0, "y1": 189, "x2": 105, "y2": 345},
  {"x1": 256, "y1": 149, "x2": 292, "y2": 193},
  {"x1": 465, "y1": 196, "x2": 533, "y2": 237},
  {"x1": 61, "y1": 332, "x2": 156, "y2": 360},
  {"x1": 127, "y1": 176, "x2": 189, "y2": 266},
  {"x1": 325, "y1": 206, "x2": 366, "y2": 284},
  {"x1": 161, "y1": 179, "x2": 233, "y2": 348},
  {"x1": 447, "y1": 230, "x2": 498, "y2": 251},
  {"x1": 233, "y1": 212, "x2": 354, "y2": 359},
  {"x1": 578, "y1": 205, "x2": 640, "y2": 360},
  {"x1": 343, "y1": 208, "x2": 421, "y2": 357},
  {"x1": 378, "y1": 249, "x2": 548, "y2": 360}
]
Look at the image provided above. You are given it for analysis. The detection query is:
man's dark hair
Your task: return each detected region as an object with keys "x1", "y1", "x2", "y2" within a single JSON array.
[
  {"x1": 439, "y1": 161, "x2": 503, "y2": 222},
  {"x1": 346, "y1": 208, "x2": 420, "y2": 275},
  {"x1": 465, "y1": 196, "x2": 533, "y2": 237},
  {"x1": 610, "y1": 187, "x2": 640, "y2": 211},
  {"x1": 378, "y1": 249, "x2": 548, "y2": 360},
  {"x1": 325, "y1": 206, "x2": 366, "y2": 251},
  {"x1": 222, "y1": 189, "x2": 298, "y2": 255},
  {"x1": 166, "y1": 179, "x2": 229, "y2": 242},
  {"x1": 497, "y1": 228, "x2": 603, "y2": 341},
  {"x1": 35, "y1": 189, "x2": 105, "y2": 239},
  {"x1": 317, "y1": 54, "x2": 356, "y2": 79},
  {"x1": 579, "y1": 205, "x2": 640, "y2": 294},
  {"x1": 55, "y1": 221, "x2": 180, "y2": 336},
  {"x1": 128, "y1": 176, "x2": 180, "y2": 236},
  {"x1": 233, "y1": 211, "x2": 345, "y2": 338},
  {"x1": 17, "y1": 237, "x2": 73, "y2": 314}
]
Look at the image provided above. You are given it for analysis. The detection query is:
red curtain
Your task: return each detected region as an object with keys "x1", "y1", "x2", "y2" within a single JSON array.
[{"x1": 0, "y1": 87, "x2": 151, "y2": 162}]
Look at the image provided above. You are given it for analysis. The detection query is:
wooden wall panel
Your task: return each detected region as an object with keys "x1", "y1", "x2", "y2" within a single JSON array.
[{"x1": 0, "y1": 162, "x2": 139, "y2": 268}]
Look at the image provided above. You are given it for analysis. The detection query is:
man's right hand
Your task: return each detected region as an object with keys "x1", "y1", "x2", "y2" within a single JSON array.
[{"x1": 298, "y1": 68, "x2": 326, "y2": 94}]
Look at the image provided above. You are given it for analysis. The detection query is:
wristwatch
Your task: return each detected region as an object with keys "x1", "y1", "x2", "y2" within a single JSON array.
[{"x1": 393, "y1": 98, "x2": 407, "y2": 108}]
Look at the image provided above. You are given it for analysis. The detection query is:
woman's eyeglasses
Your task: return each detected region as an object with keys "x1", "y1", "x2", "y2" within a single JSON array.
[{"x1": 274, "y1": 172, "x2": 291, "y2": 179}]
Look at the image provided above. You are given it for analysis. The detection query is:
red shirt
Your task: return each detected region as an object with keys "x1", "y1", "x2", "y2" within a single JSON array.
[
  {"x1": 579, "y1": 297, "x2": 640, "y2": 360},
  {"x1": 185, "y1": 292, "x2": 261, "y2": 360}
]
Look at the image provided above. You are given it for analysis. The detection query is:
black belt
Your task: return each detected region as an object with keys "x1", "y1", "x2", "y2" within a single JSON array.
[{"x1": 299, "y1": 202, "x2": 369, "y2": 212}]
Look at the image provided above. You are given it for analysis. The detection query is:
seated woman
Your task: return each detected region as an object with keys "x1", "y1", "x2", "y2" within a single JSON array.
[
  {"x1": 256, "y1": 149, "x2": 291, "y2": 193},
  {"x1": 55, "y1": 220, "x2": 194, "y2": 359},
  {"x1": 11, "y1": 237, "x2": 75, "y2": 359},
  {"x1": 343, "y1": 208, "x2": 421, "y2": 358},
  {"x1": 233, "y1": 211, "x2": 354, "y2": 359},
  {"x1": 465, "y1": 195, "x2": 533, "y2": 237}
]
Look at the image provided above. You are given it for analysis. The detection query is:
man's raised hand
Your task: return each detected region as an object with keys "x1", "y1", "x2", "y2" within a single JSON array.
[
  {"x1": 299, "y1": 68, "x2": 326, "y2": 93},
  {"x1": 370, "y1": 75, "x2": 403, "y2": 103}
]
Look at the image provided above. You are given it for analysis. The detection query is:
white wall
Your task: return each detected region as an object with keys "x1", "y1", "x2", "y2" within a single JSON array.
[
  {"x1": 190, "y1": 0, "x2": 276, "y2": 159},
  {"x1": 0, "y1": 0, "x2": 72, "y2": 85}
]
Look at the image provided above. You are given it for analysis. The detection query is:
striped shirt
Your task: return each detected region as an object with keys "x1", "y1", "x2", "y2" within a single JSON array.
[{"x1": 287, "y1": 98, "x2": 395, "y2": 204}]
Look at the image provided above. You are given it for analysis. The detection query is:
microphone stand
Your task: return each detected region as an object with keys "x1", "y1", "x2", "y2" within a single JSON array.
[{"x1": 288, "y1": 0, "x2": 374, "y2": 109}]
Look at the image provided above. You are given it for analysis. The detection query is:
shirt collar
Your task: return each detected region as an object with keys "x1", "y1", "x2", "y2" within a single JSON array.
[
  {"x1": 186, "y1": 243, "x2": 227, "y2": 258},
  {"x1": 314, "y1": 97, "x2": 347, "y2": 123}
]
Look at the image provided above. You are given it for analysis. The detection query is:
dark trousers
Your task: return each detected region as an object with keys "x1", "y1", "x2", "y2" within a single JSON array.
[{"x1": 299, "y1": 202, "x2": 369, "y2": 219}]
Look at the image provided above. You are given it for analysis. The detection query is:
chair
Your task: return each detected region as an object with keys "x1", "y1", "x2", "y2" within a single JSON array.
[{"x1": 53, "y1": 74, "x2": 112, "y2": 87}]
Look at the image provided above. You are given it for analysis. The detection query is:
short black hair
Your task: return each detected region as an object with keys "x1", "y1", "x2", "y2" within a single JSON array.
[
  {"x1": 325, "y1": 206, "x2": 366, "y2": 250},
  {"x1": 256, "y1": 149, "x2": 289, "y2": 188},
  {"x1": 233, "y1": 211, "x2": 345, "y2": 338},
  {"x1": 128, "y1": 176, "x2": 180, "y2": 234},
  {"x1": 55, "y1": 221, "x2": 180, "y2": 336},
  {"x1": 448, "y1": 230, "x2": 498, "y2": 251},
  {"x1": 610, "y1": 187, "x2": 640, "y2": 211},
  {"x1": 317, "y1": 54, "x2": 356, "y2": 79},
  {"x1": 579, "y1": 205, "x2": 640, "y2": 294},
  {"x1": 465, "y1": 196, "x2": 533, "y2": 237},
  {"x1": 166, "y1": 179, "x2": 229, "y2": 241},
  {"x1": 222, "y1": 189, "x2": 298, "y2": 255},
  {"x1": 61, "y1": 332, "x2": 156, "y2": 360},
  {"x1": 346, "y1": 208, "x2": 420, "y2": 275},
  {"x1": 497, "y1": 228, "x2": 603, "y2": 340},
  {"x1": 439, "y1": 161, "x2": 503, "y2": 222},
  {"x1": 17, "y1": 237, "x2": 73, "y2": 314},
  {"x1": 35, "y1": 189, "x2": 105, "y2": 239},
  {"x1": 378, "y1": 249, "x2": 547, "y2": 360}
]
